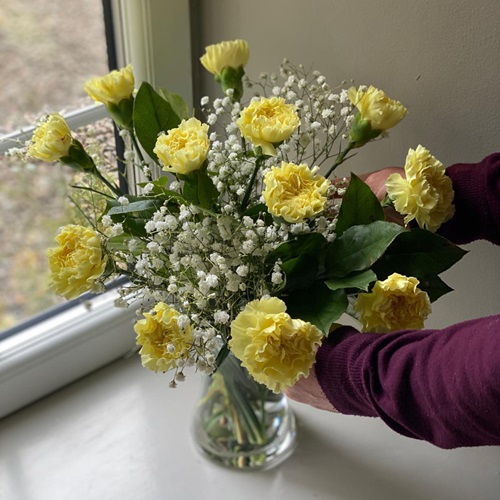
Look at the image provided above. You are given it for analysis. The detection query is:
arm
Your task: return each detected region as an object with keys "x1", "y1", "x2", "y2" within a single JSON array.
[
  {"x1": 315, "y1": 316, "x2": 500, "y2": 449},
  {"x1": 287, "y1": 153, "x2": 500, "y2": 448},
  {"x1": 438, "y1": 153, "x2": 500, "y2": 245},
  {"x1": 361, "y1": 152, "x2": 500, "y2": 244}
]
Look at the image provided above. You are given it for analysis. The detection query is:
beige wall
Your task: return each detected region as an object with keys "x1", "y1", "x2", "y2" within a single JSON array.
[{"x1": 193, "y1": 0, "x2": 500, "y2": 328}]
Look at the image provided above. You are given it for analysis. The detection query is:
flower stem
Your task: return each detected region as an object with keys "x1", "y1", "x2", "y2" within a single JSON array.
[
  {"x1": 95, "y1": 169, "x2": 123, "y2": 197},
  {"x1": 325, "y1": 142, "x2": 355, "y2": 178},
  {"x1": 130, "y1": 132, "x2": 147, "y2": 167},
  {"x1": 240, "y1": 156, "x2": 264, "y2": 213}
]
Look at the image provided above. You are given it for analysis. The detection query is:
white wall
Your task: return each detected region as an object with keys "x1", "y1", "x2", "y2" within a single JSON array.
[{"x1": 194, "y1": 0, "x2": 500, "y2": 328}]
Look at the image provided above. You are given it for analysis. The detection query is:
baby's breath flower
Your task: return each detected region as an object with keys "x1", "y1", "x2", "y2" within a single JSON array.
[{"x1": 214, "y1": 310, "x2": 230, "y2": 324}]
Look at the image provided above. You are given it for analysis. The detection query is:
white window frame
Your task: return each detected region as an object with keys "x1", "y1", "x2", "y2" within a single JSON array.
[{"x1": 0, "y1": 0, "x2": 193, "y2": 419}]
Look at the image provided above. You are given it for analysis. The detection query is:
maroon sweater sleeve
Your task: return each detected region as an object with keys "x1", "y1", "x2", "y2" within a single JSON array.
[
  {"x1": 315, "y1": 153, "x2": 500, "y2": 448},
  {"x1": 438, "y1": 152, "x2": 500, "y2": 245},
  {"x1": 316, "y1": 317, "x2": 500, "y2": 448}
]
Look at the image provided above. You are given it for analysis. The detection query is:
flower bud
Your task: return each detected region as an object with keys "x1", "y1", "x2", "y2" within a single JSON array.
[
  {"x1": 84, "y1": 65, "x2": 135, "y2": 129},
  {"x1": 60, "y1": 139, "x2": 98, "y2": 174},
  {"x1": 348, "y1": 85, "x2": 407, "y2": 147},
  {"x1": 27, "y1": 113, "x2": 99, "y2": 173},
  {"x1": 27, "y1": 113, "x2": 73, "y2": 162},
  {"x1": 200, "y1": 40, "x2": 249, "y2": 100}
]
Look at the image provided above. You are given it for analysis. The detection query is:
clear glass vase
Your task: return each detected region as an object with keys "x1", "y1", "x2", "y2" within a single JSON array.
[{"x1": 191, "y1": 353, "x2": 297, "y2": 470}]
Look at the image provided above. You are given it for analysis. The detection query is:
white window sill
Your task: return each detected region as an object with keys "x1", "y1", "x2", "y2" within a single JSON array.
[
  {"x1": 0, "y1": 354, "x2": 498, "y2": 499},
  {"x1": 0, "y1": 288, "x2": 137, "y2": 418}
]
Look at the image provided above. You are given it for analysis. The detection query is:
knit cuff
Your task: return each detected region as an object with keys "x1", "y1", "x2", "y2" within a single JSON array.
[{"x1": 315, "y1": 327, "x2": 378, "y2": 417}]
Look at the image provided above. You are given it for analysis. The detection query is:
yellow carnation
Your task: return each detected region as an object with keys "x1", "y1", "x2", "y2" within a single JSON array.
[
  {"x1": 200, "y1": 39, "x2": 249, "y2": 76},
  {"x1": 354, "y1": 273, "x2": 432, "y2": 333},
  {"x1": 229, "y1": 297, "x2": 323, "y2": 393},
  {"x1": 154, "y1": 117, "x2": 210, "y2": 174},
  {"x1": 47, "y1": 225, "x2": 107, "y2": 300},
  {"x1": 348, "y1": 85, "x2": 407, "y2": 131},
  {"x1": 27, "y1": 113, "x2": 73, "y2": 162},
  {"x1": 84, "y1": 64, "x2": 135, "y2": 106},
  {"x1": 386, "y1": 145, "x2": 455, "y2": 232},
  {"x1": 134, "y1": 302, "x2": 192, "y2": 372},
  {"x1": 237, "y1": 97, "x2": 300, "y2": 156},
  {"x1": 263, "y1": 162, "x2": 330, "y2": 222}
]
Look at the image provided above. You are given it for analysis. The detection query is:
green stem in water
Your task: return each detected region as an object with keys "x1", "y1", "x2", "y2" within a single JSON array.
[{"x1": 224, "y1": 376, "x2": 267, "y2": 446}]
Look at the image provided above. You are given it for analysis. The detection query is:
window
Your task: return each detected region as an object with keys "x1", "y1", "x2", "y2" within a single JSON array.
[
  {"x1": 0, "y1": 0, "x2": 110, "y2": 332},
  {"x1": 0, "y1": 0, "x2": 193, "y2": 419}
]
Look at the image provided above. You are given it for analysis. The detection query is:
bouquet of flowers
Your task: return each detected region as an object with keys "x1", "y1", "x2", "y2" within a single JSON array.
[{"x1": 19, "y1": 39, "x2": 465, "y2": 467}]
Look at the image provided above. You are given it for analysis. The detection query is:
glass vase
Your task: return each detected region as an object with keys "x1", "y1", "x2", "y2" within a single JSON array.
[{"x1": 191, "y1": 352, "x2": 297, "y2": 470}]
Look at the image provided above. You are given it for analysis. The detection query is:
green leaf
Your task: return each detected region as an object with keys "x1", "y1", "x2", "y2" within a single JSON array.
[
  {"x1": 325, "y1": 221, "x2": 405, "y2": 278},
  {"x1": 137, "y1": 177, "x2": 187, "y2": 205},
  {"x1": 280, "y1": 253, "x2": 322, "y2": 293},
  {"x1": 180, "y1": 168, "x2": 218, "y2": 209},
  {"x1": 105, "y1": 198, "x2": 164, "y2": 237},
  {"x1": 133, "y1": 82, "x2": 181, "y2": 161},
  {"x1": 284, "y1": 283, "x2": 348, "y2": 334},
  {"x1": 106, "y1": 234, "x2": 146, "y2": 254},
  {"x1": 266, "y1": 233, "x2": 327, "y2": 292},
  {"x1": 417, "y1": 275, "x2": 454, "y2": 302},
  {"x1": 138, "y1": 175, "x2": 169, "y2": 189},
  {"x1": 372, "y1": 228, "x2": 468, "y2": 280},
  {"x1": 325, "y1": 269, "x2": 377, "y2": 292},
  {"x1": 266, "y1": 233, "x2": 326, "y2": 264},
  {"x1": 336, "y1": 173, "x2": 384, "y2": 235},
  {"x1": 107, "y1": 199, "x2": 162, "y2": 216},
  {"x1": 242, "y1": 203, "x2": 271, "y2": 222},
  {"x1": 158, "y1": 88, "x2": 190, "y2": 120},
  {"x1": 215, "y1": 344, "x2": 230, "y2": 369}
]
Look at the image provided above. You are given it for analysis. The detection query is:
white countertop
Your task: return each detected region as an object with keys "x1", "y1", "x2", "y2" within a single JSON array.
[{"x1": 1, "y1": 355, "x2": 499, "y2": 500}]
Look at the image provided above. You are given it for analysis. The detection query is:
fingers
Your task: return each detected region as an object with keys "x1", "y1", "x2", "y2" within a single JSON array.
[{"x1": 285, "y1": 370, "x2": 339, "y2": 413}]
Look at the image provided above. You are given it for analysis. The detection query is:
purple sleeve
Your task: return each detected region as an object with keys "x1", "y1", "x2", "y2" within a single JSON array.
[
  {"x1": 315, "y1": 153, "x2": 500, "y2": 448},
  {"x1": 316, "y1": 316, "x2": 500, "y2": 448},
  {"x1": 438, "y1": 153, "x2": 500, "y2": 245}
]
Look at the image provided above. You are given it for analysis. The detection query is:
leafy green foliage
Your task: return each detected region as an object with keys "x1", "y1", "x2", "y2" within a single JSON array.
[
  {"x1": 335, "y1": 173, "x2": 384, "y2": 235},
  {"x1": 284, "y1": 283, "x2": 348, "y2": 334},
  {"x1": 372, "y1": 228, "x2": 468, "y2": 279},
  {"x1": 266, "y1": 233, "x2": 327, "y2": 292},
  {"x1": 179, "y1": 167, "x2": 219, "y2": 210},
  {"x1": 137, "y1": 177, "x2": 186, "y2": 206},
  {"x1": 106, "y1": 198, "x2": 165, "y2": 237},
  {"x1": 133, "y1": 82, "x2": 181, "y2": 162},
  {"x1": 325, "y1": 269, "x2": 377, "y2": 292},
  {"x1": 242, "y1": 203, "x2": 272, "y2": 224},
  {"x1": 325, "y1": 221, "x2": 405, "y2": 278},
  {"x1": 416, "y1": 275, "x2": 454, "y2": 302},
  {"x1": 158, "y1": 88, "x2": 191, "y2": 121}
]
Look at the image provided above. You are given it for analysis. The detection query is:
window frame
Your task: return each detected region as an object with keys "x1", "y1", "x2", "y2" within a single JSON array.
[{"x1": 0, "y1": 0, "x2": 193, "y2": 419}]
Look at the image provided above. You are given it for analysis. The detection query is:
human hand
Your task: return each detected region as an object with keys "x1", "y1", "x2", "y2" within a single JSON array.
[
  {"x1": 358, "y1": 166, "x2": 404, "y2": 200},
  {"x1": 337, "y1": 167, "x2": 406, "y2": 226},
  {"x1": 285, "y1": 367, "x2": 338, "y2": 413}
]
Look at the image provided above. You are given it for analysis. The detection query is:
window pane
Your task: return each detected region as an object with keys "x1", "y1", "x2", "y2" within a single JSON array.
[{"x1": 0, "y1": 0, "x2": 111, "y2": 332}]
